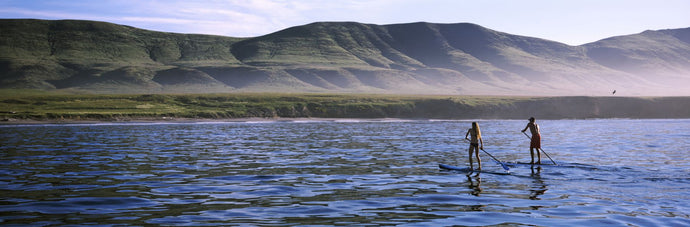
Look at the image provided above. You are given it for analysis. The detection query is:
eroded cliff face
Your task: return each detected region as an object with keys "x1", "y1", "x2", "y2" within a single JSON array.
[{"x1": 2, "y1": 94, "x2": 688, "y2": 122}]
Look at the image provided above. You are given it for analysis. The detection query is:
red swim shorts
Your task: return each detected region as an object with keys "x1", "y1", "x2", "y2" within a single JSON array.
[{"x1": 530, "y1": 134, "x2": 541, "y2": 149}]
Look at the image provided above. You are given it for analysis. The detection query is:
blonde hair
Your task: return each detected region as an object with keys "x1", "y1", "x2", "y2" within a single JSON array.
[{"x1": 472, "y1": 122, "x2": 481, "y2": 139}]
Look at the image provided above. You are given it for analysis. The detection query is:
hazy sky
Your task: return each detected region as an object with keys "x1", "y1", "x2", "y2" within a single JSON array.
[{"x1": 1, "y1": 0, "x2": 688, "y2": 45}]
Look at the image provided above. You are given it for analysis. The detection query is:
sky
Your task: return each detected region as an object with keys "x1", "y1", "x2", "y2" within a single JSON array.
[{"x1": 1, "y1": 0, "x2": 688, "y2": 45}]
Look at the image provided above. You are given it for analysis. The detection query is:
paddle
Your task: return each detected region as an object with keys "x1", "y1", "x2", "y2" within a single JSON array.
[
  {"x1": 481, "y1": 148, "x2": 511, "y2": 171},
  {"x1": 465, "y1": 139, "x2": 510, "y2": 171},
  {"x1": 522, "y1": 131, "x2": 557, "y2": 165}
]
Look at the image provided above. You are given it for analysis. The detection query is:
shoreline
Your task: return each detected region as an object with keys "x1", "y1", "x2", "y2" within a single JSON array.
[
  {"x1": 0, "y1": 117, "x2": 434, "y2": 125},
  {"x1": 2, "y1": 116, "x2": 689, "y2": 126},
  {"x1": 0, "y1": 117, "x2": 282, "y2": 125}
]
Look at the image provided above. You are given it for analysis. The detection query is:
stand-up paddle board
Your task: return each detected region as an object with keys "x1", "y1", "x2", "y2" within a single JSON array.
[
  {"x1": 438, "y1": 164, "x2": 510, "y2": 175},
  {"x1": 505, "y1": 162, "x2": 558, "y2": 167},
  {"x1": 505, "y1": 162, "x2": 603, "y2": 171}
]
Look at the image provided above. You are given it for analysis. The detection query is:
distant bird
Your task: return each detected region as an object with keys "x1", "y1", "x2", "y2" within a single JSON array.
[{"x1": 612, "y1": 90, "x2": 616, "y2": 95}]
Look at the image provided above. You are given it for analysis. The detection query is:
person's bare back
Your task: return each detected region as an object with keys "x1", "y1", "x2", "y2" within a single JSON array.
[{"x1": 527, "y1": 122, "x2": 539, "y2": 136}]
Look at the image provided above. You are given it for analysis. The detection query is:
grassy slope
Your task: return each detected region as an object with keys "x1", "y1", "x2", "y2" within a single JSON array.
[
  {"x1": 3, "y1": 19, "x2": 689, "y2": 95},
  {"x1": 0, "y1": 19, "x2": 244, "y2": 65},
  {"x1": 0, "y1": 19, "x2": 244, "y2": 91},
  {"x1": 2, "y1": 90, "x2": 688, "y2": 121}
]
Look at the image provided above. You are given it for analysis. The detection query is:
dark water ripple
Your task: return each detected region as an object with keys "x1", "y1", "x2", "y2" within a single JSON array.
[{"x1": 1, "y1": 119, "x2": 689, "y2": 226}]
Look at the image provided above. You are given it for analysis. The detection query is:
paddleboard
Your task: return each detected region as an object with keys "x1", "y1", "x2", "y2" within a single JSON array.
[
  {"x1": 505, "y1": 162, "x2": 558, "y2": 167},
  {"x1": 506, "y1": 162, "x2": 606, "y2": 171},
  {"x1": 438, "y1": 164, "x2": 510, "y2": 175}
]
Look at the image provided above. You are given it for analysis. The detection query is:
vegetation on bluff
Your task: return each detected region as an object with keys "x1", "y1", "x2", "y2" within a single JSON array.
[{"x1": 2, "y1": 90, "x2": 688, "y2": 122}]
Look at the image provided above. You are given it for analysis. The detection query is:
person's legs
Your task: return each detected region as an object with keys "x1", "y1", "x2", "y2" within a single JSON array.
[
  {"x1": 532, "y1": 134, "x2": 541, "y2": 164},
  {"x1": 475, "y1": 148, "x2": 481, "y2": 170},
  {"x1": 530, "y1": 147, "x2": 535, "y2": 164},
  {"x1": 468, "y1": 145, "x2": 474, "y2": 169}
]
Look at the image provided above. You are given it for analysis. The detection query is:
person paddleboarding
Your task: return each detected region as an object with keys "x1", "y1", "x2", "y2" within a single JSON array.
[
  {"x1": 521, "y1": 117, "x2": 541, "y2": 164},
  {"x1": 465, "y1": 122, "x2": 483, "y2": 170}
]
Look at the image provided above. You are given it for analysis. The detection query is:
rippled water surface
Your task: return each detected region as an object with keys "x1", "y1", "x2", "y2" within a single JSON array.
[{"x1": 1, "y1": 119, "x2": 689, "y2": 226}]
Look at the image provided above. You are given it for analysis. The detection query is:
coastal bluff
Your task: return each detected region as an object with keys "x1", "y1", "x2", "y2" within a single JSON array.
[{"x1": 2, "y1": 93, "x2": 688, "y2": 122}]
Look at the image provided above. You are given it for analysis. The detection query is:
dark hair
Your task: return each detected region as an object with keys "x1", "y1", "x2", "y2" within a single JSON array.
[{"x1": 529, "y1": 117, "x2": 535, "y2": 122}]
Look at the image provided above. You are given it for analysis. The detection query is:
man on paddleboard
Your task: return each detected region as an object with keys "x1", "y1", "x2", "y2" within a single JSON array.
[{"x1": 521, "y1": 117, "x2": 541, "y2": 164}]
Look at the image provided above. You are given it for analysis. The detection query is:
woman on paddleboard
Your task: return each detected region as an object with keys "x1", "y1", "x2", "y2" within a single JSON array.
[
  {"x1": 521, "y1": 117, "x2": 541, "y2": 164},
  {"x1": 465, "y1": 122, "x2": 483, "y2": 170}
]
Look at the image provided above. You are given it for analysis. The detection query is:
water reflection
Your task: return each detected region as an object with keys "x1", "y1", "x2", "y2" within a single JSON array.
[
  {"x1": 466, "y1": 172, "x2": 482, "y2": 196},
  {"x1": 529, "y1": 166, "x2": 547, "y2": 200}
]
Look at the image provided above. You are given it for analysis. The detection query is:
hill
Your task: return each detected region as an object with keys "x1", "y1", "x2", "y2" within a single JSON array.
[{"x1": 1, "y1": 19, "x2": 689, "y2": 95}]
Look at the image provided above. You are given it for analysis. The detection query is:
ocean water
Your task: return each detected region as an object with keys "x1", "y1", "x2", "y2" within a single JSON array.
[{"x1": 1, "y1": 119, "x2": 688, "y2": 226}]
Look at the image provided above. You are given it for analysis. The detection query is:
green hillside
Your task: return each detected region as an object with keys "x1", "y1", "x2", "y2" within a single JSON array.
[
  {"x1": 1, "y1": 19, "x2": 689, "y2": 95},
  {"x1": 0, "y1": 19, "x2": 242, "y2": 91}
]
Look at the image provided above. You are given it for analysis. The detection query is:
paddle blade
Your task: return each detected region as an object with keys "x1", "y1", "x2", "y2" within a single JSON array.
[{"x1": 499, "y1": 162, "x2": 510, "y2": 171}]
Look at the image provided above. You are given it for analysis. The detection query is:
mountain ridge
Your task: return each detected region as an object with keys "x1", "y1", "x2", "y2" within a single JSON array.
[{"x1": 1, "y1": 19, "x2": 689, "y2": 95}]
